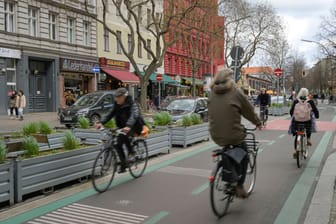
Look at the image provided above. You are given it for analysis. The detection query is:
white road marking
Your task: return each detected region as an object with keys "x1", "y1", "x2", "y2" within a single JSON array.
[
  {"x1": 333, "y1": 135, "x2": 336, "y2": 149},
  {"x1": 27, "y1": 203, "x2": 148, "y2": 224},
  {"x1": 157, "y1": 166, "x2": 211, "y2": 178}
]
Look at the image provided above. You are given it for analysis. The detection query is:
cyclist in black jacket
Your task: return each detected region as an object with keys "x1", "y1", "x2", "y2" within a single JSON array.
[
  {"x1": 256, "y1": 88, "x2": 271, "y2": 120},
  {"x1": 96, "y1": 88, "x2": 144, "y2": 173}
]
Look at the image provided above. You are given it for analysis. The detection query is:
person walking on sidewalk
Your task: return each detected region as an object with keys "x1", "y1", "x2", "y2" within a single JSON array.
[
  {"x1": 16, "y1": 90, "x2": 26, "y2": 121},
  {"x1": 8, "y1": 90, "x2": 17, "y2": 119},
  {"x1": 208, "y1": 69, "x2": 262, "y2": 198}
]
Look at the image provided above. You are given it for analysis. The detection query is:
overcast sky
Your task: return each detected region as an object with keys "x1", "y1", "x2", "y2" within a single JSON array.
[{"x1": 266, "y1": 0, "x2": 335, "y2": 67}]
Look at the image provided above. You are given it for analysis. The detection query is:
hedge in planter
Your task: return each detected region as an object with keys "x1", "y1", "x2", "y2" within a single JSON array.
[
  {"x1": 170, "y1": 114, "x2": 209, "y2": 148},
  {"x1": 0, "y1": 141, "x2": 14, "y2": 205},
  {"x1": 14, "y1": 131, "x2": 102, "y2": 202}
]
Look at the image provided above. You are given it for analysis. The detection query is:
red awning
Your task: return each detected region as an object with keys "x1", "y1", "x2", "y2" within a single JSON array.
[{"x1": 102, "y1": 68, "x2": 139, "y2": 84}]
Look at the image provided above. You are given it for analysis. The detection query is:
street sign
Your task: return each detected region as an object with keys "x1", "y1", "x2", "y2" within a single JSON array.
[
  {"x1": 156, "y1": 74, "x2": 163, "y2": 82},
  {"x1": 92, "y1": 67, "x2": 100, "y2": 73},
  {"x1": 230, "y1": 46, "x2": 244, "y2": 60},
  {"x1": 274, "y1": 68, "x2": 283, "y2": 77}
]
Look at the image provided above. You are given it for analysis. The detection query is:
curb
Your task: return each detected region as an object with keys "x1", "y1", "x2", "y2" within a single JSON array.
[{"x1": 304, "y1": 152, "x2": 336, "y2": 224}]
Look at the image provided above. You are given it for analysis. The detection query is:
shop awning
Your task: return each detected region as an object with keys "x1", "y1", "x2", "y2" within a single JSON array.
[
  {"x1": 141, "y1": 72, "x2": 178, "y2": 84},
  {"x1": 102, "y1": 68, "x2": 139, "y2": 84},
  {"x1": 183, "y1": 77, "x2": 204, "y2": 86}
]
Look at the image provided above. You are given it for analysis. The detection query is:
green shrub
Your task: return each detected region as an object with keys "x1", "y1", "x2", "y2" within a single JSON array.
[
  {"x1": 144, "y1": 119, "x2": 153, "y2": 132},
  {"x1": 62, "y1": 131, "x2": 80, "y2": 150},
  {"x1": 190, "y1": 113, "x2": 203, "y2": 125},
  {"x1": 153, "y1": 112, "x2": 172, "y2": 126},
  {"x1": 0, "y1": 141, "x2": 6, "y2": 163},
  {"x1": 22, "y1": 136, "x2": 39, "y2": 157},
  {"x1": 104, "y1": 119, "x2": 117, "y2": 129},
  {"x1": 271, "y1": 103, "x2": 277, "y2": 108},
  {"x1": 22, "y1": 122, "x2": 39, "y2": 136},
  {"x1": 78, "y1": 117, "x2": 90, "y2": 129},
  {"x1": 181, "y1": 115, "x2": 193, "y2": 127},
  {"x1": 39, "y1": 121, "x2": 52, "y2": 134}
]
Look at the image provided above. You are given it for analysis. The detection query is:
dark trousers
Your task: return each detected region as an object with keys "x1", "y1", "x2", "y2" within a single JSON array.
[
  {"x1": 293, "y1": 121, "x2": 312, "y2": 149},
  {"x1": 238, "y1": 155, "x2": 248, "y2": 186},
  {"x1": 9, "y1": 107, "x2": 18, "y2": 117},
  {"x1": 115, "y1": 134, "x2": 133, "y2": 164}
]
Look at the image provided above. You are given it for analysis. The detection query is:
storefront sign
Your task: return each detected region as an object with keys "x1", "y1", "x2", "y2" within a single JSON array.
[
  {"x1": 99, "y1": 57, "x2": 130, "y2": 71},
  {"x1": 0, "y1": 47, "x2": 21, "y2": 59},
  {"x1": 60, "y1": 58, "x2": 98, "y2": 73}
]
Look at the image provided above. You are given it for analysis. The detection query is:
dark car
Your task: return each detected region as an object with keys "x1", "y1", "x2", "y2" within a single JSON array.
[
  {"x1": 165, "y1": 97, "x2": 208, "y2": 122},
  {"x1": 59, "y1": 91, "x2": 114, "y2": 128}
]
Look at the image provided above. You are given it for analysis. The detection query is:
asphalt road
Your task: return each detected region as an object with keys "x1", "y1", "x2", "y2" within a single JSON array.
[{"x1": 7, "y1": 104, "x2": 336, "y2": 224}]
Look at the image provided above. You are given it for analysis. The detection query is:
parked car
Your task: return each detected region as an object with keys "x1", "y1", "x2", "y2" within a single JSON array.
[
  {"x1": 59, "y1": 91, "x2": 114, "y2": 128},
  {"x1": 164, "y1": 97, "x2": 208, "y2": 122},
  {"x1": 271, "y1": 96, "x2": 285, "y2": 105}
]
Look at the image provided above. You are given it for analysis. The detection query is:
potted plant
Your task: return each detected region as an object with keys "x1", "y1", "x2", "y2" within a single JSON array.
[
  {"x1": 144, "y1": 118, "x2": 171, "y2": 156},
  {"x1": 72, "y1": 117, "x2": 105, "y2": 144},
  {"x1": 170, "y1": 113, "x2": 209, "y2": 148},
  {"x1": 14, "y1": 131, "x2": 102, "y2": 202},
  {"x1": 0, "y1": 141, "x2": 14, "y2": 205},
  {"x1": 30, "y1": 122, "x2": 64, "y2": 150},
  {"x1": 152, "y1": 111, "x2": 172, "y2": 129}
]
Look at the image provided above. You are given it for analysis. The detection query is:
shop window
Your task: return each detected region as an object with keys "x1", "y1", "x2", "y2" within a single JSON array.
[
  {"x1": 6, "y1": 59, "x2": 16, "y2": 84},
  {"x1": 4, "y1": 1, "x2": 15, "y2": 32},
  {"x1": 28, "y1": 7, "x2": 38, "y2": 37}
]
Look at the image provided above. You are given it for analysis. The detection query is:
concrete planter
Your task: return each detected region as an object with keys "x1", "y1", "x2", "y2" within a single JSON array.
[
  {"x1": 146, "y1": 129, "x2": 171, "y2": 156},
  {"x1": 14, "y1": 144, "x2": 101, "y2": 202},
  {"x1": 170, "y1": 123, "x2": 209, "y2": 148},
  {"x1": 33, "y1": 133, "x2": 65, "y2": 150},
  {"x1": 0, "y1": 161, "x2": 14, "y2": 205},
  {"x1": 270, "y1": 107, "x2": 289, "y2": 116}
]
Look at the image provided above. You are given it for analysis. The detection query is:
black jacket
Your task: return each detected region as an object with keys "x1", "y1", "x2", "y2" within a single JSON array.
[
  {"x1": 257, "y1": 93, "x2": 271, "y2": 106},
  {"x1": 290, "y1": 97, "x2": 319, "y2": 120},
  {"x1": 101, "y1": 96, "x2": 143, "y2": 134}
]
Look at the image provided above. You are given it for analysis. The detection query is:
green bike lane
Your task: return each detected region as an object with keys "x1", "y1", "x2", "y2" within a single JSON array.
[{"x1": 1, "y1": 105, "x2": 334, "y2": 224}]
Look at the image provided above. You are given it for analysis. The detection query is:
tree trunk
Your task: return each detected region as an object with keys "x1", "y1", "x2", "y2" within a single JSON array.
[{"x1": 139, "y1": 78, "x2": 148, "y2": 112}]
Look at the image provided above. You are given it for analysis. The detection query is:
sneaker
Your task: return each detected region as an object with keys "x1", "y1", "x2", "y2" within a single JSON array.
[
  {"x1": 236, "y1": 186, "x2": 248, "y2": 198},
  {"x1": 307, "y1": 140, "x2": 312, "y2": 146}
]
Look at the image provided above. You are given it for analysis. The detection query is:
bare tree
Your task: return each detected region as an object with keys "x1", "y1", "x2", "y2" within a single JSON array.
[
  {"x1": 84, "y1": 0, "x2": 205, "y2": 110},
  {"x1": 285, "y1": 51, "x2": 306, "y2": 91},
  {"x1": 319, "y1": 7, "x2": 336, "y2": 57},
  {"x1": 219, "y1": 0, "x2": 284, "y2": 70}
]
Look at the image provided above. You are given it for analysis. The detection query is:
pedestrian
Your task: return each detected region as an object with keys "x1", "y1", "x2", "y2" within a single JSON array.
[
  {"x1": 16, "y1": 90, "x2": 26, "y2": 121},
  {"x1": 208, "y1": 69, "x2": 262, "y2": 198},
  {"x1": 289, "y1": 91, "x2": 296, "y2": 101},
  {"x1": 321, "y1": 93, "x2": 325, "y2": 104},
  {"x1": 8, "y1": 90, "x2": 17, "y2": 119}
]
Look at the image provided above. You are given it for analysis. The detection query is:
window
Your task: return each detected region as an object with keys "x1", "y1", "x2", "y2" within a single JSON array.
[
  {"x1": 67, "y1": 17, "x2": 75, "y2": 43},
  {"x1": 138, "y1": 5, "x2": 142, "y2": 24},
  {"x1": 4, "y1": 1, "x2": 15, "y2": 32},
  {"x1": 147, "y1": 8, "x2": 151, "y2": 26},
  {"x1": 28, "y1": 7, "x2": 38, "y2": 36},
  {"x1": 49, "y1": 13, "x2": 57, "y2": 40},
  {"x1": 104, "y1": 28, "x2": 109, "y2": 51},
  {"x1": 146, "y1": 39, "x2": 151, "y2": 59},
  {"x1": 127, "y1": 34, "x2": 132, "y2": 53},
  {"x1": 83, "y1": 21, "x2": 90, "y2": 46},
  {"x1": 6, "y1": 59, "x2": 16, "y2": 84},
  {"x1": 116, "y1": 31, "x2": 122, "y2": 54},
  {"x1": 155, "y1": 12, "x2": 161, "y2": 24},
  {"x1": 138, "y1": 37, "x2": 142, "y2": 58}
]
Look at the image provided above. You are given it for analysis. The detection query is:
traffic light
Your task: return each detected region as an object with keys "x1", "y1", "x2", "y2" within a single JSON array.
[{"x1": 302, "y1": 70, "x2": 306, "y2": 77}]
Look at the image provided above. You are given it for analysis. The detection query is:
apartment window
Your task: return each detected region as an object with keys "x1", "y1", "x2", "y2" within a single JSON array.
[
  {"x1": 83, "y1": 21, "x2": 90, "y2": 46},
  {"x1": 28, "y1": 7, "x2": 38, "y2": 36},
  {"x1": 155, "y1": 12, "x2": 161, "y2": 23},
  {"x1": 138, "y1": 5, "x2": 142, "y2": 24},
  {"x1": 128, "y1": 34, "x2": 132, "y2": 53},
  {"x1": 138, "y1": 37, "x2": 142, "y2": 58},
  {"x1": 104, "y1": 28, "x2": 109, "y2": 51},
  {"x1": 49, "y1": 13, "x2": 57, "y2": 40},
  {"x1": 146, "y1": 39, "x2": 151, "y2": 59},
  {"x1": 147, "y1": 8, "x2": 151, "y2": 26},
  {"x1": 67, "y1": 17, "x2": 75, "y2": 43},
  {"x1": 4, "y1": 1, "x2": 15, "y2": 32},
  {"x1": 116, "y1": 31, "x2": 122, "y2": 54}
]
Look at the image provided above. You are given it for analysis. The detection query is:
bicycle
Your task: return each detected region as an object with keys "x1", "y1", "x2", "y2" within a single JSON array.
[
  {"x1": 91, "y1": 128, "x2": 149, "y2": 193},
  {"x1": 259, "y1": 105, "x2": 268, "y2": 128},
  {"x1": 209, "y1": 128, "x2": 259, "y2": 218},
  {"x1": 294, "y1": 124, "x2": 308, "y2": 168}
]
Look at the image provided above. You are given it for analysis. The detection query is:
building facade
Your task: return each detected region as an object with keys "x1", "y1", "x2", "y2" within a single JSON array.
[
  {"x1": 0, "y1": 0, "x2": 97, "y2": 114},
  {"x1": 96, "y1": 0, "x2": 164, "y2": 100},
  {"x1": 242, "y1": 67, "x2": 273, "y2": 95},
  {"x1": 163, "y1": 0, "x2": 225, "y2": 96}
]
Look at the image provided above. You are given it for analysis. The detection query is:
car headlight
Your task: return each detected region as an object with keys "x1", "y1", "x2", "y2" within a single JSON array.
[{"x1": 76, "y1": 109, "x2": 89, "y2": 116}]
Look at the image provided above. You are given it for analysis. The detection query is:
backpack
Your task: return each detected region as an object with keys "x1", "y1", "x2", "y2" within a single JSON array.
[{"x1": 293, "y1": 100, "x2": 311, "y2": 122}]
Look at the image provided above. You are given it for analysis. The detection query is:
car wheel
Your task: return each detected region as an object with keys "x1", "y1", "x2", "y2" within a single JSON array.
[{"x1": 90, "y1": 114, "x2": 101, "y2": 124}]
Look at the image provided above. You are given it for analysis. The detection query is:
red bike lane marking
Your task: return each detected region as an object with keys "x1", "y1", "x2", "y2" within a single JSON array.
[{"x1": 266, "y1": 120, "x2": 336, "y2": 132}]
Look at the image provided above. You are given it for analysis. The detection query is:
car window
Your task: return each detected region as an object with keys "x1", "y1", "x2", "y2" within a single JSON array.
[
  {"x1": 167, "y1": 99, "x2": 196, "y2": 112},
  {"x1": 74, "y1": 94, "x2": 101, "y2": 107},
  {"x1": 102, "y1": 95, "x2": 113, "y2": 105}
]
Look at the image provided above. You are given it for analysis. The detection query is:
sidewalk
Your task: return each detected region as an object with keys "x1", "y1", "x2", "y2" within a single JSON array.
[
  {"x1": 304, "y1": 149, "x2": 336, "y2": 224},
  {"x1": 0, "y1": 112, "x2": 60, "y2": 134}
]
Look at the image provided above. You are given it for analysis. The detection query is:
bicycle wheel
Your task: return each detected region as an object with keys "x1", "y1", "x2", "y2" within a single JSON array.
[
  {"x1": 296, "y1": 136, "x2": 303, "y2": 168},
  {"x1": 245, "y1": 151, "x2": 257, "y2": 195},
  {"x1": 128, "y1": 139, "x2": 148, "y2": 178},
  {"x1": 210, "y1": 165, "x2": 232, "y2": 218},
  {"x1": 92, "y1": 148, "x2": 117, "y2": 193}
]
